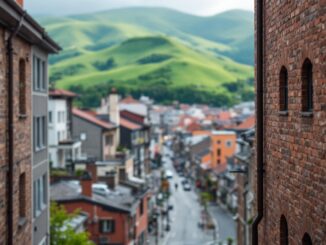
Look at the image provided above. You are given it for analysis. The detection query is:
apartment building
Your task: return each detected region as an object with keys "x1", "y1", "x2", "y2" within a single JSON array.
[
  {"x1": 0, "y1": 0, "x2": 60, "y2": 244},
  {"x1": 48, "y1": 89, "x2": 82, "y2": 168}
]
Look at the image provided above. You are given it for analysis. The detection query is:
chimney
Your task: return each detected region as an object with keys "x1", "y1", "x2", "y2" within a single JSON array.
[
  {"x1": 105, "y1": 171, "x2": 117, "y2": 190},
  {"x1": 86, "y1": 163, "x2": 97, "y2": 182},
  {"x1": 109, "y1": 88, "x2": 120, "y2": 147},
  {"x1": 80, "y1": 171, "x2": 93, "y2": 197},
  {"x1": 16, "y1": 0, "x2": 24, "y2": 7},
  {"x1": 109, "y1": 88, "x2": 120, "y2": 125}
]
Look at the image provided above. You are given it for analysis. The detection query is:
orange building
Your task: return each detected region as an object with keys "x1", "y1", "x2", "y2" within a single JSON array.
[
  {"x1": 193, "y1": 130, "x2": 237, "y2": 171},
  {"x1": 211, "y1": 131, "x2": 237, "y2": 168}
]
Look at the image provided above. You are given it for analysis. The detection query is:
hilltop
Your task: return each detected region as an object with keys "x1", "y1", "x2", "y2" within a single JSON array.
[{"x1": 41, "y1": 8, "x2": 254, "y2": 107}]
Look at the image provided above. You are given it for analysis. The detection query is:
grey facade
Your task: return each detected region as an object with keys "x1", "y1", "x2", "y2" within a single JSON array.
[
  {"x1": 32, "y1": 46, "x2": 50, "y2": 245},
  {"x1": 72, "y1": 115, "x2": 103, "y2": 160}
]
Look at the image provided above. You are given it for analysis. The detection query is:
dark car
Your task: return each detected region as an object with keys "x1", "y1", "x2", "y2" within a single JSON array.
[{"x1": 181, "y1": 178, "x2": 189, "y2": 185}]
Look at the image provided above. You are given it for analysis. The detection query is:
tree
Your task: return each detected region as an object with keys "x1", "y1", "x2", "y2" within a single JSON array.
[{"x1": 50, "y1": 202, "x2": 93, "y2": 245}]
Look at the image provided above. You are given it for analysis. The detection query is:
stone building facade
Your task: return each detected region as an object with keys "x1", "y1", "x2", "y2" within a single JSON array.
[
  {"x1": 0, "y1": 0, "x2": 60, "y2": 244},
  {"x1": 257, "y1": 1, "x2": 325, "y2": 244}
]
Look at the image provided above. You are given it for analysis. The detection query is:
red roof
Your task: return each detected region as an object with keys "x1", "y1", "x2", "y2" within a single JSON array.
[
  {"x1": 49, "y1": 89, "x2": 77, "y2": 98},
  {"x1": 236, "y1": 115, "x2": 255, "y2": 130},
  {"x1": 120, "y1": 118, "x2": 141, "y2": 130},
  {"x1": 217, "y1": 111, "x2": 232, "y2": 121},
  {"x1": 120, "y1": 96, "x2": 141, "y2": 104},
  {"x1": 72, "y1": 108, "x2": 116, "y2": 130}
]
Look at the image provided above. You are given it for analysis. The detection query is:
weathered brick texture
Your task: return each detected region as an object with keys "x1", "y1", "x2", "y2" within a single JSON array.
[
  {"x1": 0, "y1": 27, "x2": 32, "y2": 245},
  {"x1": 257, "y1": 0, "x2": 326, "y2": 244}
]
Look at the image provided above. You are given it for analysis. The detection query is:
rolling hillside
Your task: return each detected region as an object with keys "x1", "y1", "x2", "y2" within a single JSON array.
[{"x1": 40, "y1": 8, "x2": 254, "y2": 107}]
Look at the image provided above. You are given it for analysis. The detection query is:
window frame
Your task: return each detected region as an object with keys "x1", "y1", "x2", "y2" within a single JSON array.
[
  {"x1": 279, "y1": 66, "x2": 289, "y2": 113},
  {"x1": 301, "y1": 59, "x2": 313, "y2": 113},
  {"x1": 99, "y1": 219, "x2": 115, "y2": 233}
]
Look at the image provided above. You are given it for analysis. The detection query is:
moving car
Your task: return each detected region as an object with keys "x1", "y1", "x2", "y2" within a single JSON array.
[{"x1": 183, "y1": 183, "x2": 191, "y2": 191}]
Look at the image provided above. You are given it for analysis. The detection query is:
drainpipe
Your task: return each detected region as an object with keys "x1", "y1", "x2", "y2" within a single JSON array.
[
  {"x1": 252, "y1": 0, "x2": 264, "y2": 244},
  {"x1": 6, "y1": 12, "x2": 26, "y2": 245}
]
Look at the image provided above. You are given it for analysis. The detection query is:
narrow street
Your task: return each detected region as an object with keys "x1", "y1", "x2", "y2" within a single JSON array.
[{"x1": 148, "y1": 145, "x2": 237, "y2": 245}]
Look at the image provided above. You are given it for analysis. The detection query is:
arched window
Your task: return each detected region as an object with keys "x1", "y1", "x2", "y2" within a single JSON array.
[
  {"x1": 302, "y1": 233, "x2": 312, "y2": 245},
  {"x1": 280, "y1": 215, "x2": 288, "y2": 245},
  {"x1": 19, "y1": 58, "x2": 26, "y2": 115},
  {"x1": 279, "y1": 66, "x2": 288, "y2": 111},
  {"x1": 301, "y1": 59, "x2": 313, "y2": 112}
]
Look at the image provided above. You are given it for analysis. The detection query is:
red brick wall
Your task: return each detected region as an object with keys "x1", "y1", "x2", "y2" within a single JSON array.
[
  {"x1": 258, "y1": 1, "x2": 326, "y2": 244},
  {"x1": 62, "y1": 201, "x2": 131, "y2": 245},
  {"x1": 0, "y1": 27, "x2": 32, "y2": 244},
  {"x1": 135, "y1": 194, "x2": 148, "y2": 242}
]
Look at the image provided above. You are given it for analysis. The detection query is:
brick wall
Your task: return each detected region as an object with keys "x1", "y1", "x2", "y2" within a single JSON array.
[
  {"x1": 0, "y1": 27, "x2": 32, "y2": 244},
  {"x1": 258, "y1": 1, "x2": 326, "y2": 244}
]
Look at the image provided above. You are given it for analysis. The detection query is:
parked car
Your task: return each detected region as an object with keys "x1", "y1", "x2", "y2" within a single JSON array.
[
  {"x1": 165, "y1": 170, "x2": 173, "y2": 179},
  {"x1": 183, "y1": 183, "x2": 191, "y2": 191},
  {"x1": 92, "y1": 183, "x2": 111, "y2": 196}
]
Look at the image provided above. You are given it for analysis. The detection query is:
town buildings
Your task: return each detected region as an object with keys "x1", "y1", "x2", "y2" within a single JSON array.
[
  {"x1": 51, "y1": 164, "x2": 149, "y2": 245},
  {"x1": 254, "y1": 1, "x2": 326, "y2": 244},
  {"x1": 235, "y1": 129, "x2": 255, "y2": 245},
  {"x1": 48, "y1": 89, "x2": 82, "y2": 168},
  {"x1": 120, "y1": 110, "x2": 151, "y2": 178},
  {"x1": 72, "y1": 108, "x2": 118, "y2": 161},
  {"x1": 0, "y1": 0, "x2": 60, "y2": 244}
]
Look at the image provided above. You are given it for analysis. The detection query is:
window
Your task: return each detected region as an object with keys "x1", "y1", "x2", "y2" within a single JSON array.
[
  {"x1": 99, "y1": 220, "x2": 115, "y2": 233},
  {"x1": 19, "y1": 173, "x2": 26, "y2": 218},
  {"x1": 49, "y1": 111, "x2": 52, "y2": 123},
  {"x1": 302, "y1": 233, "x2": 312, "y2": 245},
  {"x1": 34, "y1": 116, "x2": 46, "y2": 151},
  {"x1": 217, "y1": 149, "x2": 221, "y2": 156},
  {"x1": 33, "y1": 174, "x2": 47, "y2": 217},
  {"x1": 80, "y1": 133, "x2": 87, "y2": 141},
  {"x1": 226, "y1": 141, "x2": 232, "y2": 148},
  {"x1": 33, "y1": 55, "x2": 46, "y2": 92},
  {"x1": 279, "y1": 66, "x2": 288, "y2": 112},
  {"x1": 19, "y1": 59, "x2": 26, "y2": 115},
  {"x1": 57, "y1": 111, "x2": 61, "y2": 123},
  {"x1": 217, "y1": 159, "x2": 221, "y2": 165},
  {"x1": 140, "y1": 199, "x2": 144, "y2": 215},
  {"x1": 280, "y1": 215, "x2": 288, "y2": 245},
  {"x1": 105, "y1": 135, "x2": 113, "y2": 146},
  {"x1": 301, "y1": 59, "x2": 313, "y2": 112}
]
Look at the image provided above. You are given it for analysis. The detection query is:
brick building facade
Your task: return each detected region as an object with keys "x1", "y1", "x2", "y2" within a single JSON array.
[
  {"x1": 0, "y1": 0, "x2": 60, "y2": 244},
  {"x1": 256, "y1": 1, "x2": 325, "y2": 244}
]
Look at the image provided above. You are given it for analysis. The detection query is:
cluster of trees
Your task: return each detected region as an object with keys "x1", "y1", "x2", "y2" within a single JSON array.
[
  {"x1": 137, "y1": 54, "x2": 172, "y2": 64},
  {"x1": 50, "y1": 64, "x2": 85, "y2": 83},
  {"x1": 50, "y1": 202, "x2": 93, "y2": 245}
]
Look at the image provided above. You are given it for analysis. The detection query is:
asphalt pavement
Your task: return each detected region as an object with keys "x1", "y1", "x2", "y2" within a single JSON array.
[{"x1": 148, "y1": 146, "x2": 236, "y2": 245}]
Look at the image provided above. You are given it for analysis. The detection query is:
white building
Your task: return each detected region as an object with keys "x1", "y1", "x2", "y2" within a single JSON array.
[{"x1": 48, "y1": 89, "x2": 82, "y2": 168}]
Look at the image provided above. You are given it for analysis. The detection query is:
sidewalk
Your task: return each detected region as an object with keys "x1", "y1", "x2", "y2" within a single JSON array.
[{"x1": 207, "y1": 203, "x2": 237, "y2": 243}]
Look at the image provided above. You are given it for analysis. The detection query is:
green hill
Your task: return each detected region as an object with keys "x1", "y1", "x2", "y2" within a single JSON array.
[{"x1": 41, "y1": 8, "x2": 254, "y2": 107}]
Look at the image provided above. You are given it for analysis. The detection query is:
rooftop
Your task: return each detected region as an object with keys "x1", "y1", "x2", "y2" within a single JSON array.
[
  {"x1": 73, "y1": 108, "x2": 116, "y2": 130},
  {"x1": 120, "y1": 118, "x2": 142, "y2": 130},
  {"x1": 212, "y1": 130, "x2": 236, "y2": 136},
  {"x1": 50, "y1": 180, "x2": 145, "y2": 213},
  {"x1": 49, "y1": 89, "x2": 77, "y2": 98}
]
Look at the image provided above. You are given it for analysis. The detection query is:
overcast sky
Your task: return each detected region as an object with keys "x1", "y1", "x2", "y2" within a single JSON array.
[{"x1": 26, "y1": 0, "x2": 254, "y2": 16}]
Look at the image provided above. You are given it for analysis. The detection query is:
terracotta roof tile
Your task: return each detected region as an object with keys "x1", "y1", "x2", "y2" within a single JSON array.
[
  {"x1": 120, "y1": 96, "x2": 141, "y2": 104},
  {"x1": 49, "y1": 89, "x2": 77, "y2": 98},
  {"x1": 72, "y1": 108, "x2": 116, "y2": 130},
  {"x1": 120, "y1": 118, "x2": 141, "y2": 130}
]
